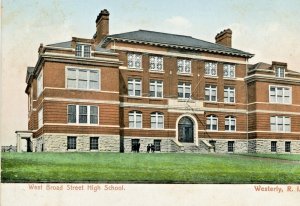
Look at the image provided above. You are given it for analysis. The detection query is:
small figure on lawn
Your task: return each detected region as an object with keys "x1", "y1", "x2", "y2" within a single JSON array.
[
  {"x1": 137, "y1": 143, "x2": 140, "y2": 153},
  {"x1": 151, "y1": 144, "x2": 155, "y2": 153},
  {"x1": 147, "y1": 144, "x2": 151, "y2": 153}
]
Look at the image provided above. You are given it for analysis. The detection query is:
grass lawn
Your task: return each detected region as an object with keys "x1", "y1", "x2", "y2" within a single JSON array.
[
  {"x1": 1, "y1": 152, "x2": 300, "y2": 183},
  {"x1": 239, "y1": 153, "x2": 300, "y2": 161}
]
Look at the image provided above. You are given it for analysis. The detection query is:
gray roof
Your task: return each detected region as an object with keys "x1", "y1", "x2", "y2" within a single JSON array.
[
  {"x1": 47, "y1": 41, "x2": 114, "y2": 53},
  {"x1": 47, "y1": 41, "x2": 72, "y2": 48},
  {"x1": 26, "y1": 67, "x2": 35, "y2": 83},
  {"x1": 103, "y1": 30, "x2": 254, "y2": 57},
  {"x1": 248, "y1": 62, "x2": 271, "y2": 71}
]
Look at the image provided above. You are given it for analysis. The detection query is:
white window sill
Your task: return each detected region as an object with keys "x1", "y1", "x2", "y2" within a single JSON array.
[
  {"x1": 223, "y1": 77, "x2": 236, "y2": 80},
  {"x1": 149, "y1": 70, "x2": 164, "y2": 74},
  {"x1": 66, "y1": 88, "x2": 101, "y2": 92},
  {"x1": 177, "y1": 73, "x2": 192, "y2": 76},
  {"x1": 67, "y1": 149, "x2": 77, "y2": 152},
  {"x1": 204, "y1": 75, "x2": 218, "y2": 78}
]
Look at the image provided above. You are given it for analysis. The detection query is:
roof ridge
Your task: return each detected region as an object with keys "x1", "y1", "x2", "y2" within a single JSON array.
[
  {"x1": 138, "y1": 29, "x2": 192, "y2": 38},
  {"x1": 47, "y1": 40, "x2": 71, "y2": 46}
]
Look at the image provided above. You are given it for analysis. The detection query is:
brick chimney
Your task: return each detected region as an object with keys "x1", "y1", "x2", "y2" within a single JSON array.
[
  {"x1": 215, "y1": 29, "x2": 232, "y2": 47},
  {"x1": 94, "y1": 9, "x2": 110, "y2": 45}
]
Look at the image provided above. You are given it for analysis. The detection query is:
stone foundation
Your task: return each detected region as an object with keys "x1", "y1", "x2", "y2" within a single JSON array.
[
  {"x1": 31, "y1": 135, "x2": 300, "y2": 154},
  {"x1": 248, "y1": 139, "x2": 300, "y2": 154},
  {"x1": 34, "y1": 134, "x2": 120, "y2": 152}
]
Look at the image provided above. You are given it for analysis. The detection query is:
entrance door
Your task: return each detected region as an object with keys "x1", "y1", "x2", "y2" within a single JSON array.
[{"x1": 178, "y1": 117, "x2": 194, "y2": 143}]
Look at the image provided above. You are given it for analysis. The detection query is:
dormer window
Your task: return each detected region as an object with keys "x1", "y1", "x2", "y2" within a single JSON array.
[
  {"x1": 275, "y1": 67, "x2": 285, "y2": 78},
  {"x1": 76, "y1": 44, "x2": 91, "y2": 58}
]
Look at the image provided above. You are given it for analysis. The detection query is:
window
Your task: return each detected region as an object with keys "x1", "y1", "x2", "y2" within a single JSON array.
[
  {"x1": 38, "y1": 108, "x2": 43, "y2": 129},
  {"x1": 228, "y1": 141, "x2": 234, "y2": 152},
  {"x1": 224, "y1": 86, "x2": 235, "y2": 103},
  {"x1": 178, "y1": 82, "x2": 191, "y2": 99},
  {"x1": 150, "y1": 56, "x2": 163, "y2": 71},
  {"x1": 68, "y1": 105, "x2": 76, "y2": 123},
  {"x1": 131, "y1": 139, "x2": 140, "y2": 152},
  {"x1": 206, "y1": 115, "x2": 218, "y2": 131},
  {"x1": 129, "y1": 111, "x2": 142, "y2": 128},
  {"x1": 66, "y1": 68, "x2": 99, "y2": 90},
  {"x1": 223, "y1": 64, "x2": 235, "y2": 78},
  {"x1": 205, "y1": 85, "x2": 217, "y2": 102},
  {"x1": 270, "y1": 116, "x2": 291, "y2": 132},
  {"x1": 79, "y1": 106, "x2": 88, "y2": 123},
  {"x1": 67, "y1": 105, "x2": 98, "y2": 124},
  {"x1": 150, "y1": 80, "x2": 163, "y2": 98},
  {"x1": 128, "y1": 53, "x2": 142, "y2": 69},
  {"x1": 151, "y1": 112, "x2": 164, "y2": 129},
  {"x1": 90, "y1": 137, "x2": 99, "y2": 150},
  {"x1": 37, "y1": 71, "x2": 43, "y2": 97},
  {"x1": 269, "y1": 86, "x2": 291, "y2": 104},
  {"x1": 285, "y1": 142, "x2": 291, "y2": 152},
  {"x1": 128, "y1": 78, "x2": 141, "y2": 97},
  {"x1": 205, "y1": 62, "x2": 217, "y2": 76},
  {"x1": 275, "y1": 67, "x2": 285, "y2": 78},
  {"x1": 225, "y1": 116, "x2": 236, "y2": 131},
  {"x1": 271, "y1": 141, "x2": 277, "y2": 152},
  {"x1": 75, "y1": 44, "x2": 91, "y2": 57},
  {"x1": 67, "y1": 136, "x2": 77, "y2": 150},
  {"x1": 177, "y1": 59, "x2": 191, "y2": 74},
  {"x1": 154, "y1": 140, "x2": 161, "y2": 152}
]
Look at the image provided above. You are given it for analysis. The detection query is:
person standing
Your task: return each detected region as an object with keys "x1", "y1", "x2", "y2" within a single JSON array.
[
  {"x1": 151, "y1": 144, "x2": 155, "y2": 153},
  {"x1": 147, "y1": 144, "x2": 150, "y2": 153},
  {"x1": 137, "y1": 143, "x2": 140, "y2": 153}
]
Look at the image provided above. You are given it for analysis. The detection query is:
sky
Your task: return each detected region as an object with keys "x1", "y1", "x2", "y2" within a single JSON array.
[{"x1": 1, "y1": 0, "x2": 300, "y2": 145}]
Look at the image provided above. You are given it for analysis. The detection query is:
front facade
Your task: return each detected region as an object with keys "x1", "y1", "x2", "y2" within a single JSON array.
[{"x1": 18, "y1": 9, "x2": 300, "y2": 153}]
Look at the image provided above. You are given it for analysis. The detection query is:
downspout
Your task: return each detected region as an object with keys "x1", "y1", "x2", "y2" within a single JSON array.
[{"x1": 246, "y1": 58, "x2": 249, "y2": 153}]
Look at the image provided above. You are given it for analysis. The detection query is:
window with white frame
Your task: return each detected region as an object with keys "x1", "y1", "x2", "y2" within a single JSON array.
[
  {"x1": 149, "y1": 56, "x2": 163, "y2": 71},
  {"x1": 178, "y1": 82, "x2": 191, "y2": 99},
  {"x1": 67, "y1": 105, "x2": 98, "y2": 124},
  {"x1": 269, "y1": 86, "x2": 291, "y2": 104},
  {"x1": 37, "y1": 71, "x2": 43, "y2": 97},
  {"x1": 151, "y1": 112, "x2": 164, "y2": 129},
  {"x1": 205, "y1": 62, "x2": 217, "y2": 76},
  {"x1": 66, "y1": 68, "x2": 99, "y2": 90},
  {"x1": 177, "y1": 59, "x2": 191, "y2": 74},
  {"x1": 224, "y1": 86, "x2": 235, "y2": 103},
  {"x1": 150, "y1": 80, "x2": 163, "y2": 98},
  {"x1": 128, "y1": 78, "x2": 141, "y2": 97},
  {"x1": 129, "y1": 111, "x2": 142, "y2": 128},
  {"x1": 206, "y1": 115, "x2": 218, "y2": 131},
  {"x1": 275, "y1": 67, "x2": 285, "y2": 78},
  {"x1": 205, "y1": 85, "x2": 217, "y2": 102},
  {"x1": 270, "y1": 116, "x2": 291, "y2": 132},
  {"x1": 75, "y1": 44, "x2": 91, "y2": 58},
  {"x1": 128, "y1": 53, "x2": 142, "y2": 69},
  {"x1": 225, "y1": 116, "x2": 236, "y2": 131},
  {"x1": 38, "y1": 108, "x2": 43, "y2": 129},
  {"x1": 223, "y1": 64, "x2": 235, "y2": 78}
]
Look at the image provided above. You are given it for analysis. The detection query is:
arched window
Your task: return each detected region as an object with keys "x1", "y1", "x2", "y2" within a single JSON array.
[
  {"x1": 151, "y1": 112, "x2": 164, "y2": 129},
  {"x1": 129, "y1": 111, "x2": 142, "y2": 128},
  {"x1": 225, "y1": 116, "x2": 236, "y2": 131},
  {"x1": 206, "y1": 115, "x2": 218, "y2": 131}
]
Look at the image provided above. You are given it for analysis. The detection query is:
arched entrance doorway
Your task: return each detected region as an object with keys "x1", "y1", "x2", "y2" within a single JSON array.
[{"x1": 178, "y1": 116, "x2": 194, "y2": 143}]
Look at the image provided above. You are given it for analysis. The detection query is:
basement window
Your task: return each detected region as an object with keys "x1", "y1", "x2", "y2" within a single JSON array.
[{"x1": 228, "y1": 141, "x2": 234, "y2": 152}]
